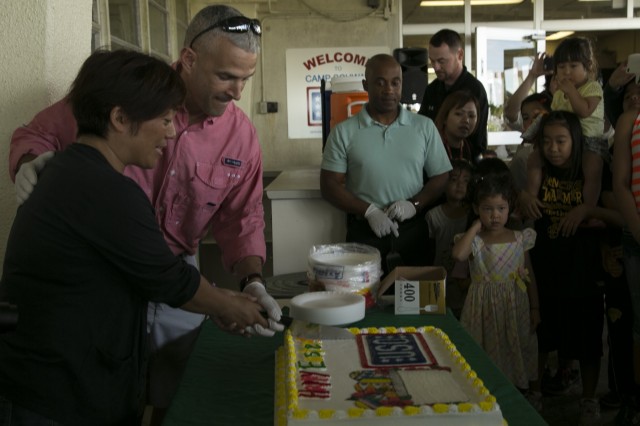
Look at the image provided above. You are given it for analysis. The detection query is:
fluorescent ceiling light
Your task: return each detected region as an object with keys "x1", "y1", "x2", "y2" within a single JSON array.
[
  {"x1": 420, "y1": 0, "x2": 523, "y2": 6},
  {"x1": 546, "y1": 31, "x2": 575, "y2": 41}
]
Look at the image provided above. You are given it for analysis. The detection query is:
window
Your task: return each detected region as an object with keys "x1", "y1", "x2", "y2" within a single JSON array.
[
  {"x1": 109, "y1": 0, "x2": 141, "y2": 51},
  {"x1": 472, "y1": 1, "x2": 532, "y2": 22},
  {"x1": 403, "y1": 6, "x2": 463, "y2": 24},
  {"x1": 149, "y1": 0, "x2": 169, "y2": 58},
  {"x1": 92, "y1": 0, "x2": 188, "y2": 59},
  {"x1": 403, "y1": 0, "x2": 640, "y2": 155},
  {"x1": 406, "y1": 1, "x2": 533, "y2": 24},
  {"x1": 91, "y1": 0, "x2": 101, "y2": 51},
  {"x1": 544, "y1": 0, "x2": 628, "y2": 19},
  {"x1": 174, "y1": 0, "x2": 188, "y2": 49}
]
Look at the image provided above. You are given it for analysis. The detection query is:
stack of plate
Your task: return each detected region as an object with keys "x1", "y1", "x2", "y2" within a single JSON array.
[{"x1": 265, "y1": 271, "x2": 309, "y2": 298}]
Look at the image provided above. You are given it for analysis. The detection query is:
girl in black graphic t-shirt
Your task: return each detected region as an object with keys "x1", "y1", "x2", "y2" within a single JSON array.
[{"x1": 529, "y1": 111, "x2": 612, "y2": 419}]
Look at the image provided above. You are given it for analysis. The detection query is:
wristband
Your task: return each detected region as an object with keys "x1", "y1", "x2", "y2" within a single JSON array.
[{"x1": 240, "y1": 273, "x2": 265, "y2": 291}]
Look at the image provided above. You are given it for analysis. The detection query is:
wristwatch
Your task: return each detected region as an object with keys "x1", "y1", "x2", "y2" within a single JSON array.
[
  {"x1": 240, "y1": 273, "x2": 265, "y2": 291},
  {"x1": 409, "y1": 198, "x2": 421, "y2": 212}
]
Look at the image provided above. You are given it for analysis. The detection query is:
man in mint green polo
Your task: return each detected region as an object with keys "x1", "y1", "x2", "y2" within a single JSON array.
[{"x1": 321, "y1": 53, "x2": 452, "y2": 275}]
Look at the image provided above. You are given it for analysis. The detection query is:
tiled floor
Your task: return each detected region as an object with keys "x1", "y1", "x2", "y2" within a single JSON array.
[
  {"x1": 542, "y1": 391, "x2": 619, "y2": 426},
  {"x1": 539, "y1": 381, "x2": 619, "y2": 425},
  {"x1": 537, "y1": 330, "x2": 623, "y2": 426}
]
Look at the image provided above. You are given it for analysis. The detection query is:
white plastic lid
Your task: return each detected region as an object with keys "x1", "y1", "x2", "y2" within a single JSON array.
[{"x1": 289, "y1": 291, "x2": 365, "y2": 325}]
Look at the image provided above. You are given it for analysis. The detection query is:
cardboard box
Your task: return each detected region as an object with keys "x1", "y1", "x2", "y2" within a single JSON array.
[{"x1": 377, "y1": 266, "x2": 447, "y2": 315}]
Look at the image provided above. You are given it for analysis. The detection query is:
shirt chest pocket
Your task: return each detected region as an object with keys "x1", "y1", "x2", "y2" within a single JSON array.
[{"x1": 193, "y1": 162, "x2": 242, "y2": 208}]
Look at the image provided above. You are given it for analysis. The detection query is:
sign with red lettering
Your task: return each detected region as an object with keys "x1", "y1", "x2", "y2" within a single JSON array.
[{"x1": 285, "y1": 46, "x2": 388, "y2": 139}]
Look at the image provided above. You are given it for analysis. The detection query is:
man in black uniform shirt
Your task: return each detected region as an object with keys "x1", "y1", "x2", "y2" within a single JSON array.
[{"x1": 418, "y1": 29, "x2": 489, "y2": 161}]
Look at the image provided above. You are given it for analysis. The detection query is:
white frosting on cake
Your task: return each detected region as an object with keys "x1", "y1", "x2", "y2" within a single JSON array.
[{"x1": 274, "y1": 326, "x2": 505, "y2": 426}]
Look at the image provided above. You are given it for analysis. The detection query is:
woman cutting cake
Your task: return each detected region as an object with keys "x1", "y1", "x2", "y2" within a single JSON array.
[{"x1": 0, "y1": 49, "x2": 268, "y2": 425}]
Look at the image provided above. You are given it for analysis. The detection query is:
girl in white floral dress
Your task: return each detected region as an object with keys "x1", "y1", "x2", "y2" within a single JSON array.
[{"x1": 452, "y1": 164, "x2": 540, "y2": 393}]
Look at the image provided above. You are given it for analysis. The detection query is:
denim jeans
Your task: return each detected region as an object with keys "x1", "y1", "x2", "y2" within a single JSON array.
[{"x1": 0, "y1": 396, "x2": 61, "y2": 426}]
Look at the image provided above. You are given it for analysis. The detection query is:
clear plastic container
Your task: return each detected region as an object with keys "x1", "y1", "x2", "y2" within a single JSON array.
[{"x1": 307, "y1": 243, "x2": 382, "y2": 308}]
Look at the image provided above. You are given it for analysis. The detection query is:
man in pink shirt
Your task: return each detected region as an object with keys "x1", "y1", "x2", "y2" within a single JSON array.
[{"x1": 9, "y1": 4, "x2": 282, "y2": 424}]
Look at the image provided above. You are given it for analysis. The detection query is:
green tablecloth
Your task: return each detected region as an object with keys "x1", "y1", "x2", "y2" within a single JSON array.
[{"x1": 163, "y1": 306, "x2": 547, "y2": 425}]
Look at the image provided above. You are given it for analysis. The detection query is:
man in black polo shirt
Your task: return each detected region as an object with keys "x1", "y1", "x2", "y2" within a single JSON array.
[{"x1": 418, "y1": 29, "x2": 489, "y2": 162}]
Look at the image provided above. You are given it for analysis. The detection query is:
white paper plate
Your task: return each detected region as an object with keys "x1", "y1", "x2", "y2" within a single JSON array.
[{"x1": 289, "y1": 291, "x2": 365, "y2": 326}]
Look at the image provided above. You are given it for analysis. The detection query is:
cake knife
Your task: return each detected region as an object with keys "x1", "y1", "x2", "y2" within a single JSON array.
[{"x1": 276, "y1": 314, "x2": 356, "y2": 340}]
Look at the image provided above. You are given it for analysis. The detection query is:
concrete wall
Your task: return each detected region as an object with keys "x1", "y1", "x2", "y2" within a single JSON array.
[
  {"x1": 0, "y1": 0, "x2": 91, "y2": 278},
  {"x1": 251, "y1": 0, "x2": 400, "y2": 172}
]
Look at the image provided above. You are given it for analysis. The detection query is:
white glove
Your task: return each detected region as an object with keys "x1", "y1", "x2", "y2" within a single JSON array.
[
  {"x1": 364, "y1": 204, "x2": 399, "y2": 238},
  {"x1": 15, "y1": 151, "x2": 55, "y2": 205},
  {"x1": 242, "y1": 281, "x2": 284, "y2": 337},
  {"x1": 386, "y1": 200, "x2": 417, "y2": 222}
]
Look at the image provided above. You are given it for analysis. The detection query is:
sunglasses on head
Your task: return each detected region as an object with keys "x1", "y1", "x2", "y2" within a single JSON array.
[{"x1": 189, "y1": 16, "x2": 262, "y2": 48}]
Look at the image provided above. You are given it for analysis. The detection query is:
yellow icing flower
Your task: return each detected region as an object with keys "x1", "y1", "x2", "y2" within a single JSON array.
[
  {"x1": 433, "y1": 404, "x2": 449, "y2": 413},
  {"x1": 485, "y1": 395, "x2": 497, "y2": 403},
  {"x1": 405, "y1": 326, "x2": 417, "y2": 333},
  {"x1": 375, "y1": 406, "x2": 394, "y2": 417},
  {"x1": 385, "y1": 326, "x2": 398, "y2": 333},
  {"x1": 292, "y1": 408, "x2": 309, "y2": 419},
  {"x1": 348, "y1": 407, "x2": 365, "y2": 418},
  {"x1": 479, "y1": 401, "x2": 495, "y2": 412},
  {"x1": 403, "y1": 406, "x2": 420, "y2": 416},
  {"x1": 318, "y1": 409, "x2": 335, "y2": 419},
  {"x1": 367, "y1": 327, "x2": 379, "y2": 333},
  {"x1": 473, "y1": 378, "x2": 484, "y2": 388},
  {"x1": 458, "y1": 403, "x2": 473, "y2": 413}
]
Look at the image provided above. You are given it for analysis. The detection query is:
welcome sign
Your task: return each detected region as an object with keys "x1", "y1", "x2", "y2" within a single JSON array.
[{"x1": 285, "y1": 46, "x2": 388, "y2": 139}]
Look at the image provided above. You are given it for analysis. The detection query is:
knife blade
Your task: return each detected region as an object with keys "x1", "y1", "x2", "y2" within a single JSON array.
[
  {"x1": 290, "y1": 318, "x2": 356, "y2": 340},
  {"x1": 280, "y1": 314, "x2": 356, "y2": 340}
]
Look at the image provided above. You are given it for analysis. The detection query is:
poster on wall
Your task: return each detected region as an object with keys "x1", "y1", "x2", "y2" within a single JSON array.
[{"x1": 286, "y1": 46, "x2": 388, "y2": 139}]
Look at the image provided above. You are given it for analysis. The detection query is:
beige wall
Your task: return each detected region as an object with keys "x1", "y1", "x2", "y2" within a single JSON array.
[
  {"x1": 0, "y1": 0, "x2": 91, "y2": 277},
  {"x1": 248, "y1": 0, "x2": 401, "y2": 172}
]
